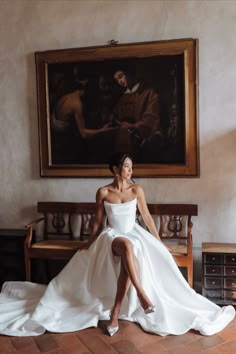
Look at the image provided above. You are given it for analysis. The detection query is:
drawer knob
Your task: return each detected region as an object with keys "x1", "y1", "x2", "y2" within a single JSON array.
[
  {"x1": 212, "y1": 257, "x2": 215, "y2": 260},
  {"x1": 212, "y1": 281, "x2": 215, "y2": 284},
  {"x1": 212, "y1": 269, "x2": 215, "y2": 272},
  {"x1": 232, "y1": 270, "x2": 235, "y2": 273},
  {"x1": 232, "y1": 258, "x2": 235, "y2": 261}
]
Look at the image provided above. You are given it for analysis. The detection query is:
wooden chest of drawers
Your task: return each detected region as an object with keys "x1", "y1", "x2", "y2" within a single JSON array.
[
  {"x1": 0, "y1": 229, "x2": 27, "y2": 287},
  {"x1": 202, "y1": 242, "x2": 236, "y2": 305}
]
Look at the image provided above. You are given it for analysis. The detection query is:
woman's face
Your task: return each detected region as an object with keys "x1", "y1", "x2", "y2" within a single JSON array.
[
  {"x1": 114, "y1": 70, "x2": 128, "y2": 88},
  {"x1": 120, "y1": 157, "x2": 133, "y2": 179}
]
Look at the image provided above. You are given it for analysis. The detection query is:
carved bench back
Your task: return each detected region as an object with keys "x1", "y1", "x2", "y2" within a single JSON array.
[
  {"x1": 37, "y1": 202, "x2": 197, "y2": 242},
  {"x1": 146, "y1": 204, "x2": 198, "y2": 241},
  {"x1": 37, "y1": 202, "x2": 97, "y2": 241}
]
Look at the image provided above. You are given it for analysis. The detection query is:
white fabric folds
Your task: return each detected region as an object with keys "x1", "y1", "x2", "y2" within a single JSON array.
[{"x1": 0, "y1": 198, "x2": 235, "y2": 336}]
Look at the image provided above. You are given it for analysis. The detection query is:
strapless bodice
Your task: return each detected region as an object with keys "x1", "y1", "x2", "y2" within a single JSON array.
[{"x1": 104, "y1": 198, "x2": 137, "y2": 234}]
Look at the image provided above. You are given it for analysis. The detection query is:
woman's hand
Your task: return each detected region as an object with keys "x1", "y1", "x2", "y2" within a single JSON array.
[
  {"x1": 165, "y1": 245, "x2": 183, "y2": 255},
  {"x1": 120, "y1": 121, "x2": 133, "y2": 128},
  {"x1": 165, "y1": 245, "x2": 173, "y2": 253}
]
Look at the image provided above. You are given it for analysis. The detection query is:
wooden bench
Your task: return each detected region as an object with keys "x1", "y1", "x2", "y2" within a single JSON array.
[
  {"x1": 24, "y1": 202, "x2": 97, "y2": 281},
  {"x1": 25, "y1": 202, "x2": 197, "y2": 286}
]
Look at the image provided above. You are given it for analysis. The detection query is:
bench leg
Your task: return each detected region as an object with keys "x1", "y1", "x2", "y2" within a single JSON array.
[{"x1": 25, "y1": 256, "x2": 31, "y2": 281}]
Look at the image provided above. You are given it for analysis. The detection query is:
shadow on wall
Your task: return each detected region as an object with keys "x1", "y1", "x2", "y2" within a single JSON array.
[{"x1": 200, "y1": 128, "x2": 236, "y2": 242}]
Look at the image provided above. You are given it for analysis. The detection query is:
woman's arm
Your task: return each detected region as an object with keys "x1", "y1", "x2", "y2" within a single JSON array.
[
  {"x1": 136, "y1": 185, "x2": 161, "y2": 241},
  {"x1": 136, "y1": 186, "x2": 173, "y2": 253},
  {"x1": 79, "y1": 188, "x2": 105, "y2": 249}
]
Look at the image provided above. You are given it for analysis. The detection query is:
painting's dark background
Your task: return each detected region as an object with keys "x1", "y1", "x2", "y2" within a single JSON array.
[{"x1": 48, "y1": 55, "x2": 185, "y2": 165}]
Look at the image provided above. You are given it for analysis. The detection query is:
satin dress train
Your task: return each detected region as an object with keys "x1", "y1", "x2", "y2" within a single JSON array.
[{"x1": 0, "y1": 198, "x2": 235, "y2": 336}]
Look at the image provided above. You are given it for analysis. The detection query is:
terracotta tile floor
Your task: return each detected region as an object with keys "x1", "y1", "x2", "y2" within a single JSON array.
[{"x1": 1, "y1": 316, "x2": 236, "y2": 354}]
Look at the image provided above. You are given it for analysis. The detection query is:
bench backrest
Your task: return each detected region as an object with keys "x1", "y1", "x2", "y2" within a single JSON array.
[
  {"x1": 37, "y1": 202, "x2": 198, "y2": 241},
  {"x1": 146, "y1": 203, "x2": 198, "y2": 240},
  {"x1": 38, "y1": 202, "x2": 97, "y2": 241}
]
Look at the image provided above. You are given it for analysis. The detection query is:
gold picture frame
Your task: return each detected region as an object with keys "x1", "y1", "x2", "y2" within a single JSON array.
[{"x1": 35, "y1": 38, "x2": 199, "y2": 177}]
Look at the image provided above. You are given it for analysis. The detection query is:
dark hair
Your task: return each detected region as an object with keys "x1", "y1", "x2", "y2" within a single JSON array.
[{"x1": 108, "y1": 152, "x2": 133, "y2": 174}]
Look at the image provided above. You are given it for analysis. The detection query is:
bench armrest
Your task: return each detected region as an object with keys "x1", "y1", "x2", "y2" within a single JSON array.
[
  {"x1": 24, "y1": 217, "x2": 45, "y2": 248},
  {"x1": 25, "y1": 217, "x2": 45, "y2": 229}
]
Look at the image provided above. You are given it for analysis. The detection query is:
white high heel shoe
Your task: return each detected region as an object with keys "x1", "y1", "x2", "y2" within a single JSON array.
[
  {"x1": 107, "y1": 325, "x2": 119, "y2": 336},
  {"x1": 138, "y1": 294, "x2": 155, "y2": 315},
  {"x1": 144, "y1": 305, "x2": 155, "y2": 314},
  {"x1": 107, "y1": 308, "x2": 119, "y2": 336}
]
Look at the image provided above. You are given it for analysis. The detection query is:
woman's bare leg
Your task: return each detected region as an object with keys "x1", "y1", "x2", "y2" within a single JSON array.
[
  {"x1": 108, "y1": 261, "x2": 131, "y2": 328},
  {"x1": 111, "y1": 238, "x2": 153, "y2": 315}
]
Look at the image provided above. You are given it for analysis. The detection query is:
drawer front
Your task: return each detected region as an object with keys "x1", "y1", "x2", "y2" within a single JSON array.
[
  {"x1": 204, "y1": 277, "x2": 223, "y2": 289},
  {"x1": 225, "y1": 255, "x2": 236, "y2": 265},
  {"x1": 224, "y1": 278, "x2": 236, "y2": 289},
  {"x1": 0, "y1": 239, "x2": 24, "y2": 252},
  {"x1": 205, "y1": 289, "x2": 223, "y2": 299},
  {"x1": 224, "y1": 290, "x2": 236, "y2": 300},
  {"x1": 204, "y1": 265, "x2": 223, "y2": 275},
  {"x1": 204, "y1": 254, "x2": 223, "y2": 264},
  {"x1": 224, "y1": 266, "x2": 236, "y2": 276},
  {"x1": 0, "y1": 255, "x2": 24, "y2": 267}
]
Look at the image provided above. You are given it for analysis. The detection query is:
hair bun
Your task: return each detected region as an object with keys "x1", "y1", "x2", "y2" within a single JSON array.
[{"x1": 108, "y1": 152, "x2": 132, "y2": 173}]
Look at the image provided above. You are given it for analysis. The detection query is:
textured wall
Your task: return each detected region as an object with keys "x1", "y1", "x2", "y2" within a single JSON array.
[{"x1": 0, "y1": 0, "x2": 236, "y2": 253}]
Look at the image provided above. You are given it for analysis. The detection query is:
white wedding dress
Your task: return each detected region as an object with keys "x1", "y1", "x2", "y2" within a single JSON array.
[{"x1": 0, "y1": 198, "x2": 235, "y2": 337}]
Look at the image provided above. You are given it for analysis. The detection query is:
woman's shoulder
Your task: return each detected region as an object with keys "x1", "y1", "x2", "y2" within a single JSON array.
[
  {"x1": 130, "y1": 183, "x2": 145, "y2": 197},
  {"x1": 131, "y1": 183, "x2": 143, "y2": 192},
  {"x1": 96, "y1": 184, "x2": 113, "y2": 198}
]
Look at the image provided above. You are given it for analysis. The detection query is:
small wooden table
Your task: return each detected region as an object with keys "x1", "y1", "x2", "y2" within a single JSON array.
[{"x1": 202, "y1": 242, "x2": 236, "y2": 305}]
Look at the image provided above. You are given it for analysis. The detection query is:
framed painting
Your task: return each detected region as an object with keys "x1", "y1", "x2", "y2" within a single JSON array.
[{"x1": 35, "y1": 38, "x2": 199, "y2": 177}]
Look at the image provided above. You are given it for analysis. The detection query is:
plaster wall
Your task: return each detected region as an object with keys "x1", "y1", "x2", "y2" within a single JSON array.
[{"x1": 0, "y1": 0, "x2": 236, "y2": 260}]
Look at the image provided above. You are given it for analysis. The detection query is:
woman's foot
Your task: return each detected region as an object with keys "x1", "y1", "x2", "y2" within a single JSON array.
[
  {"x1": 138, "y1": 292, "x2": 155, "y2": 314},
  {"x1": 107, "y1": 307, "x2": 120, "y2": 336},
  {"x1": 144, "y1": 305, "x2": 155, "y2": 314},
  {"x1": 107, "y1": 324, "x2": 119, "y2": 337}
]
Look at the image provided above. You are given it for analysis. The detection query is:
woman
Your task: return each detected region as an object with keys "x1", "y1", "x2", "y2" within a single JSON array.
[
  {"x1": 0, "y1": 153, "x2": 235, "y2": 337},
  {"x1": 80, "y1": 152, "x2": 159, "y2": 335}
]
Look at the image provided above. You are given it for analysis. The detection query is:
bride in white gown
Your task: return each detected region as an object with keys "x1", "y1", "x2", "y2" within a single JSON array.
[{"x1": 0, "y1": 153, "x2": 235, "y2": 337}]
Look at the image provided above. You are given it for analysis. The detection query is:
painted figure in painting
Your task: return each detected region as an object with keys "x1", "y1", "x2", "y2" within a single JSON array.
[
  {"x1": 50, "y1": 75, "x2": 117, "y2": 163},
  {"x1": 111, "y1": 68, "x2": 164, "y2": 162}
]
